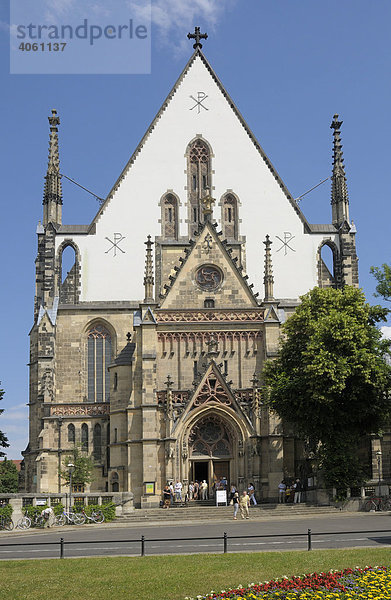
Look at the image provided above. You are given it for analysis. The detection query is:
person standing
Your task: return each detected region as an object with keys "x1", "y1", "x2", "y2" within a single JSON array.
[
  {"x1": 200, "y1": 479, "x2": 208, "y2": 500},
  {"x1": 239, "y1": 490, "x2": 250, "y2": 519},
  {"x1": 278, "y1": 481, "x2": 286, "y2": 503},
  {"x1": 232, "y1": 491, "x2": 239, "y2": 519},
  {"x1": 174, "y1": 479, "x2": 182, "y2": 502},
  {"x1": 163, "y1": 485, "x2": 171, "y2": 508},
  {"x1": 248, "y1": 482, "x2": 257, "y2": 506},
  {"x1": 294, "y1": 478, "x2": 302, "y2": 504}
]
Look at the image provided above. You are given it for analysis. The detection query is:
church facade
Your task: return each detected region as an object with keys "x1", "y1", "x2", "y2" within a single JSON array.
[{"x1": 23, "y1": 34, "x2": 359, "y2": 507}]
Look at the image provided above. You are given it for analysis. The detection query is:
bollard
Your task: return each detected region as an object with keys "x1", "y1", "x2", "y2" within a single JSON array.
[
  {"x1": 307, "y1": 528, "x2": 312, "y2": 551},
  {"x1": 223, "y1": 531, "x2": 228, "y2": 554},
  {"x1": 60, "y1": 537, "x2": 64, "y2": 559},
  {"x1": 141, "y1": 535, "x2": 145, "y2": 557}
]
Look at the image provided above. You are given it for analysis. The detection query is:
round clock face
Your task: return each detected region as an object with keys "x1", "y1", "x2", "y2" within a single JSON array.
[{"x1": 195, "y1": 265, "x2": 223, "y2": 291}]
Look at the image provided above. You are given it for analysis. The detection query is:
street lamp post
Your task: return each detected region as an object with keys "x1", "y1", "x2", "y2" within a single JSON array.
[
  {"x1": 376, "y1": 451, "x2": 382, "y2": 498},
  {"x1": 67, "y1": 463, "x2": 75, "y2": 512}
]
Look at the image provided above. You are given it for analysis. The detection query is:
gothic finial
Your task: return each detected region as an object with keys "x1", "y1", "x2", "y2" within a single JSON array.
[
  {"x1": 330, "y1": 114, "x2": 349, "y2": 225},
  {"x1": 263, "y1": 235, "x2": 274, "y2": 301},
  {"x1": 126, "y1": 332, "x2": 132, "y2": 342},
  {"x1": 165, "y1": 374, "x2": 174, "y2": 389},
  {"x1": 187, "y1": 26, "x2": 208, "y2": 49},
  {"x1": 43, "y1": 109, "x2": 62, "y2": 225},
  {"x1": 251, "y1": 372, "x2": 259, "y2": 389},
  {"x1": 143, "y1": 235, "x2": 154, "y2": 302}
]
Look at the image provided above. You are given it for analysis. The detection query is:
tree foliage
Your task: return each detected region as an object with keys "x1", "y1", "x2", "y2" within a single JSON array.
[
  {"x1": 59, "y1": 445, "x2": 94, "y2": 487},
  {"x1": 370, "y1": 263, "x2": 391, "y2": 303},
  {"x1": 0, "y1": 384, "x2": 9, "y2": 458},
  {"x1": 0, "y1": 459, "x2": 19, "y2": 493},
  {"x1": 263, "y1": 286, "x2": 391, "y2": 490}
]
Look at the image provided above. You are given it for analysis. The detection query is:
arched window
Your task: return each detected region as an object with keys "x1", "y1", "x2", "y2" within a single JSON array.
[
  {"x1": 111, "y1": 472, "x2": 119, "y2": 492},
  {"x1": 67, "y1": 424, "x2": 75, "y2": 444},
  {"x1": 59, "y1": 242, "x2": 80, "y2": 304},
  {"x1": 161, "y1": 193, "x2": 178, "y2": 240},
  {"x1": 93, "y1": 424, "x2": 102, "y2": 461},
  {"x1": 81, "y1": 423, "x2": 88, "y2": 452},
  {"x1": 87, "y1": 324, "x2": 112, "y2": 402},
  {"x1": 187, "y1": 139, "x2": 212, "y2": 236},
  {"x1": 317, "y1": 241, "x2": 341, "y2": 288},
  {"x1": 221, "y1": 194, "x2": 239, "y2": 240},
  {"x1": 204, "y1": 298, "x2": 215, "y2": 308}
]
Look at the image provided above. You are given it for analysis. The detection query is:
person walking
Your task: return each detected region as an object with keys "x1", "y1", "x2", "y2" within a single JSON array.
[
  {"x1": 294, "y1": 478, "x2": 302, "y2": 504},
  {"x1": 232, "y1": 491, "x2": 239, "y2": 519},
  {"x1": 278, "y1": 481, "x2": 286, "y2": 503},
  {"x1": 248, "y1": 482, "x2": 257, "y2": 506},
  {"x1": 239, "y1": 490, "x2": 250, "y2": 519}
]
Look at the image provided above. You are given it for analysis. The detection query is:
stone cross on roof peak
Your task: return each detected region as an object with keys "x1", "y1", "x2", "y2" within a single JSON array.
[{"x1": 187, "y1": 26, "x2": 208, "y2": 49}]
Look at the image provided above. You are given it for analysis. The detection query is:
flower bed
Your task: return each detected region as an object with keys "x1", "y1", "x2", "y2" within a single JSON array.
[{"x1": 188, "y1": 566, "x2": 391, "y2": 599}]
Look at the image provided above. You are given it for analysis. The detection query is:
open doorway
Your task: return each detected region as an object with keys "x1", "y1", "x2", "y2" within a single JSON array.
[{"x1": 193, "y1": 461, "x2": 208, "y2": 483}]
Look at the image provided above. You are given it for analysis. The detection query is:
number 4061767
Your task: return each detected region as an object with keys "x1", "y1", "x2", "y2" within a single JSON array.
[{"x1": 19, "y1": 42, "x2": 67, "y2": 51}]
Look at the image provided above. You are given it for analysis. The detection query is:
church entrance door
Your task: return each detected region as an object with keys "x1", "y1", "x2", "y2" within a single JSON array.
[
  {"x1": 193, "y1": 461, "x2": 209, "y2": 485},
  {"x1": 212, "y1": 460, "x2": 229, "y2": 487}
]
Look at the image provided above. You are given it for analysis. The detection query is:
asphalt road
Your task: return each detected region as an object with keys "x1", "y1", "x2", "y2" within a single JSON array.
[{"x1": 1, "y1": 513, "x2": 391, "y2": 560}]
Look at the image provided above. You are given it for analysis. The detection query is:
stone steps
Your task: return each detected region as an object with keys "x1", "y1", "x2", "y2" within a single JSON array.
[{"x1": 116, "y1": 503, "x2": 339, "y2": 523}]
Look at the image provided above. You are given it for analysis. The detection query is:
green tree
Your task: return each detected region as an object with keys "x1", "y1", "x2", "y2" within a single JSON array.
[
  {"x1": 263, "y1": 286, "x2": 391, "y2": 490},
  {"x1": 59, "y1": 445, "x2": 94, "y2": 487},
  {"x1": 0, "y1": 458, "x2": 19, "y2": 493},
  {"x1": 370, "y1": 264, "x2": 391, "y2": 303},
  {"x1": 0, "y1": 384, "x2": 9, "y2": 458}
]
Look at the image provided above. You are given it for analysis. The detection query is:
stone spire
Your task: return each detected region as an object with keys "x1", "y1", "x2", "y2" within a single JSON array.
[
  {"x1": 43, "y1": 109, "x2": 62, "y2": 225},
  {"x1": 330, "y1": 114, "x2": 349, "y2": 226},
  {"x1": 143, "y1": 235, "x2": 154, "y2": 302},
  {"x1": 263, "y1": 235, "x2": 274, "y2": 301}
]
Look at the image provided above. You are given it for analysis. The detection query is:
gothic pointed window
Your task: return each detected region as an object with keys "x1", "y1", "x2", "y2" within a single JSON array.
[
  {"x1": 59, "y1": 242, "x2": 80, "y2": 304},
  {"x1": 221, "y1": 194, "x2": 239, "y2": 240},
  {"x1": 81, "y1": 423, "x2": 88, "y2": 452},
  {"x1": 187, "y1": 138, "x2": 212, "y2": 236},
  {"x1": 87, "y1": 324, "x2": 112, "y2": 402},
  {"x1": 93, "y1": 424, "x2": 102, "y2": 461},
  {"x1": 67, "y1": 424, "x2": 75, "y2": 444},
  {"x1": 161, "y1": 193, "x2": 178, "y2": 240}
]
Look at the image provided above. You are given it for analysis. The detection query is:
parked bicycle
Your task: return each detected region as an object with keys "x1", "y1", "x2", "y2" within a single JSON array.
[
  {"x1": 55, "y1": 510, "x2": 86, "y2": 526},
  {"x1": 80, "y1": 508, "x2": 105, "y2": 524},
  {"x1": 0, "y1": 515, "x2": 14, "y2": 531},
  {"x1": 364, "y1": 496, "x2": 391, "y2": 511},
  {"x1": 16, "y1": 512, "x2": 45, "y2": 530}
]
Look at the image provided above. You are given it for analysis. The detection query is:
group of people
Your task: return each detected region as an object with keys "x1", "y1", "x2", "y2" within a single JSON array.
[
  {"x1": 229, "y1": 483, "x2": 257, "y2": 520},
  {"x1": 162, "y1": 479, "x2": 209, "y2": 507},
  {"x1": 278, "y1": 479, "x2": 304, "y2": 504}
]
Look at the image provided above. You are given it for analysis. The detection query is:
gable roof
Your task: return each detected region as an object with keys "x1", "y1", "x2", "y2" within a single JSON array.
[
  {"x1": 173, "y1": 361, "x2": 253, "y2": 432},
  {"x1": 158, "y1": 221, "x2": 260, "y2": 308},
  {"x1": 88, "y1": 48, "x2": 311, "y2": 232}
]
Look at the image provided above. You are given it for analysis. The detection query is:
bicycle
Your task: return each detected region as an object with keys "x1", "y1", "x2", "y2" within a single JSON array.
[
  {"x1": 0, "y1": 515, "x2": 14, "y2": 531},
  {"x1": 364, "y1": 496, "x2": 391, "y2": 511},
  {"x1": 80, "y1": 508, "x2": 105, "y2": 524},
  {"x1": 16, "y1": 515, "x2": 32, "y2": 530},
  {"x1": 54, "y1": 510, "x2": 86, "y2": 526}
]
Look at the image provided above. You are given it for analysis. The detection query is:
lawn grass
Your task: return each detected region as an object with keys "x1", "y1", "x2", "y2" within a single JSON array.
[{"x1": 1, "y1": 548, "x2": 391, "y2": 600}]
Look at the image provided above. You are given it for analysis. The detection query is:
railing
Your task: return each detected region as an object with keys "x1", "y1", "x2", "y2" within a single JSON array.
[{"x1": 1, "y1": 527, "x2": 391, "y2": 559}]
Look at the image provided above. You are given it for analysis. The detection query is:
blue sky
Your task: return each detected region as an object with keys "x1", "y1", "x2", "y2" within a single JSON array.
[{"x1": 0, "y1": 0, "x2": 390, "y2": 458}]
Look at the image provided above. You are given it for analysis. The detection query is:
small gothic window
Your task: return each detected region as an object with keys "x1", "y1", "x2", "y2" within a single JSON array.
[
  {"x1": 59, "y1": 244, "x2": 79, "y2": 304},
  {"x1": 87, "y1": 324, "x2": 112, "y2": 402},
  {"x1": 114, "y1": 428, "x2": 118, "y2": 443},
  {"x1": 114, "y1": 372, "x2": 118, "y2": 391},
  {"x1": 204, "y1": 298, "x2": 215, "y2": 308},
  {"x1": 188, "y1": 139, "x2": 212, "y2": 236},
  {"x1": 81, "y1": 423, "x2": 88, "y2": 452},
  {"x1": 222, "y1": 194, "x2": 238, "y2": 240},
  {"x1": 67, "y1": 424, "x2": 75, "y2": 444},
  {"x1": 161, "y1": 194, "x2": 178, "y2": 240},
  {"x1": 93, "y1": 424, "x2": 102, "y2": 461}
]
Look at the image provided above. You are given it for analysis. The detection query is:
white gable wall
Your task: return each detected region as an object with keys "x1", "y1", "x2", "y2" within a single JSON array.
[{"x1": 55, "y1": 56, "x2": 338, "y2": 302}]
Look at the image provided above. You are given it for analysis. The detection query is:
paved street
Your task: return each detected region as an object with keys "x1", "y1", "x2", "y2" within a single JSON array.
[{"x1": 1, "y1": 512, "x2": 391, "y2": 560}]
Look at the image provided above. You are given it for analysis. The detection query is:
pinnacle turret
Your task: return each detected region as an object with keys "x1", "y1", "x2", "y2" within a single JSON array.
[
  {"x1": 43, "y1": 109, "x2": 62, "y2": 225},
  {"x1": 263, "y1": 235, "x2": 274, "y2": 301},
  {"x1": 330, "y1": 114, "x2": 349, "y2": 226},
  {"x1": 143, "y1": 235, "x2": 154, "y2": 302}
]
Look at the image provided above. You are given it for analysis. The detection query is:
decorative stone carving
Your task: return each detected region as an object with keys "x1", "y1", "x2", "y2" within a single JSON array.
[
  {"x1": 50, "y1": 404, "x2": 109, "y2": 416},
  {"x1": 156, "y1": 310, "x2": 264, "y2": 322}
]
